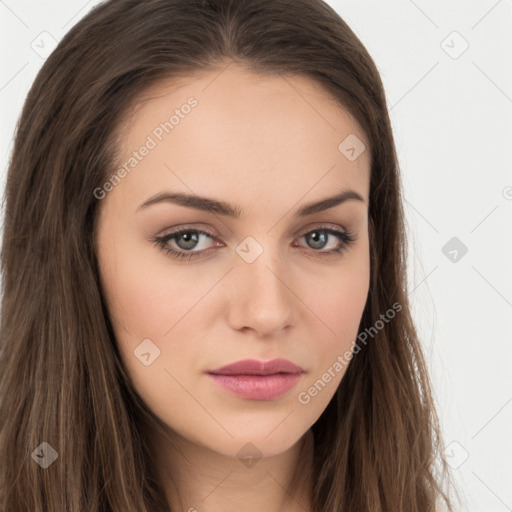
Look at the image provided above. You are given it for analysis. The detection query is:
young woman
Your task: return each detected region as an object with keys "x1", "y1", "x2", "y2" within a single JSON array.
[{"x1": 0, "y1": 0, "x2": 455, "y2": 510}]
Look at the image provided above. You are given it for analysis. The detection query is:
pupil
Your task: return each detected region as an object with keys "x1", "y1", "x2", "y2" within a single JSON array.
[
  {"x1": 174, "y1": 231, "x2": 330, "y2": 251},
  {"x1": 308, "y1": 231, "x2": 327, "y2": 249},
  {"x1": 177, "y1": 232, "x2": 199, "y2": 250}
]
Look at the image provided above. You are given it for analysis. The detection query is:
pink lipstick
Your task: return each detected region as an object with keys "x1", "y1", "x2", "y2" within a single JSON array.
[{"x1": 206, "y1": 358, "x2": 304, "y2": 401}]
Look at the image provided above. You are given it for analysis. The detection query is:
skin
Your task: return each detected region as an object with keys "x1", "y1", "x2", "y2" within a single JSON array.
[{"x1": 95, "y1": 62, "x2": 371, "y2": 512}]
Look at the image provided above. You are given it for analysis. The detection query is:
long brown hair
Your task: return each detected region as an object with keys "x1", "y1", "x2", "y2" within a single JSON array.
[{"x1": 0, "y1": 0, "x2": 455, "y2": 510}]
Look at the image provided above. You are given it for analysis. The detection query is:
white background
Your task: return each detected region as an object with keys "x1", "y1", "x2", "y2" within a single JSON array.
[{"x1": 1, "y1": 1, "x2": 511, "y2": 510}]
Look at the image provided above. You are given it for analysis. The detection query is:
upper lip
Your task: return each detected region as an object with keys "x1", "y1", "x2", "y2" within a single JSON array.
[{"x1": 207, "y1": 358, "x2": 304, "y2": 376}]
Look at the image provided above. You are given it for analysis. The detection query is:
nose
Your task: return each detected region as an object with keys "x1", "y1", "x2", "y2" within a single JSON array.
[{"x1": 227, "y1": 244, "x2": 295, "y2": 337}]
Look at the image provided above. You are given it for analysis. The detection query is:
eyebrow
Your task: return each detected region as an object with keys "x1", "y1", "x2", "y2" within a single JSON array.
[{"x1": 136, "y1": 188, "x2": 365, "y2": 217}]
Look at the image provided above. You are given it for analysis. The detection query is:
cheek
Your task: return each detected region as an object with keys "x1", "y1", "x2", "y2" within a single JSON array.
[
  {"x1": 108, "y1": 271, "x2": 175, "y2": 337},
  {"x1": 306, "y1": 276, "x2": 369, "y2": 393},
  {"x1": 99, "y1": 231, "x2": 200, "y2": 339},
  {"x1": 295, "y1": 260, "x2": 369, "y2": 410},
  {"x1": 307, "y1": 250, "x2": 370, "y2": 350},
  {"x1": 98, "y1": 243, "x2": 204, "y2": 404}
]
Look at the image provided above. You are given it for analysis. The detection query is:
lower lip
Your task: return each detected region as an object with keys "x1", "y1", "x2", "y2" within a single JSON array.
[{"x1": 207, "y1": 372, "x2": 303, "y2": 400}]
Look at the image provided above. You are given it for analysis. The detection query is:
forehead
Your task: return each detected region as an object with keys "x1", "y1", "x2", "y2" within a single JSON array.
[{"x1": 109, "y1": 64, "x2": 370, "y2": 211}]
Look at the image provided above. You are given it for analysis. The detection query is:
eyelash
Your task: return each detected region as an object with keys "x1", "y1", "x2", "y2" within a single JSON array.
[{"x1": 151, "y1": 225, "x2": 356, "y2": 261}]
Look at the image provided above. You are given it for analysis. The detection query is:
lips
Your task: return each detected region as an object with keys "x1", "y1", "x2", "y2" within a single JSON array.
[
  {"x1": 208, "y1": 358, "x2": 304, "y2": 376},
  {"x1": 206, "y1": 358, "x2": 304, "y2": 400}
]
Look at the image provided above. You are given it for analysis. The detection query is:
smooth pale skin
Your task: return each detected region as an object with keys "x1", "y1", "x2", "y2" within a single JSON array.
[{"x1": 95, "y1": 61, "x2": 371, "y2": 512}]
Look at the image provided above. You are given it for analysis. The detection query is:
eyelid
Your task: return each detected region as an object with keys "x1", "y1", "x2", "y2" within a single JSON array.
[
  {"x1": 151, "y1": 223, "x2": 356, "y2": 261},
  {"x1": 156, "y1": 221, "x2": 349, "y2": 241}
]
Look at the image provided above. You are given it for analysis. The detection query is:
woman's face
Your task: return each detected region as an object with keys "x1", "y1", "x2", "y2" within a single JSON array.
[{"x1": 95, "y1": 64, "x2": 370, "y2": 460}]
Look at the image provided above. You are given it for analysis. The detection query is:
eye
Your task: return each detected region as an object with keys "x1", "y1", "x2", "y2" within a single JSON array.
[
  {"x1": 152, "y1": 228, "x2": 219, "y2": 261},
  {"x1": 151, "y1": 225, "x2": 356, "y2": 261},
  {"x1": 295, "y1": 227, "x2": 355, "y2": 253}
]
